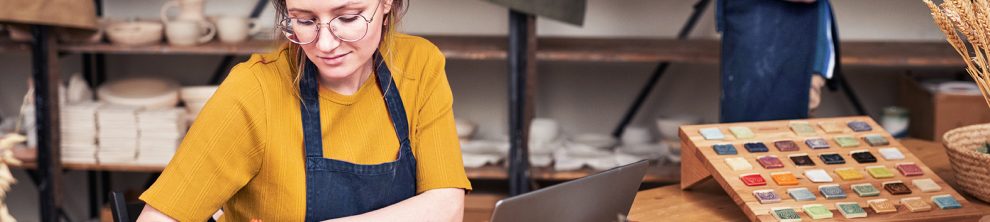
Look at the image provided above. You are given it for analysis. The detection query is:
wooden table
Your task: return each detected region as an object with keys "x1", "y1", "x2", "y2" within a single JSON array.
[{"x1": 627, "y1": 139, "x2": 990, "y2": 222}]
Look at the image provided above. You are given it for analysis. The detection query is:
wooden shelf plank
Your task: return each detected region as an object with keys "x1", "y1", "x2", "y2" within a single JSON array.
[
  {"x1": 48, "y1": 36, "x2": 964, "y2": 67},
  {"x1": 0, "y1": 40, "x2": 30, "y2": 53},
  {"x1": 57, "y1": 40, "x2": 278, "y2": 55}
]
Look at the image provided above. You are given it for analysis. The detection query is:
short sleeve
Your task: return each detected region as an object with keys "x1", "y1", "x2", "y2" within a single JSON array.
[
  {"x1": 412, "y1": 47, "x2": 473, "y2": 193},
  {"x1": 139, "y1": 63, "x2": 268, "y2": 221}
]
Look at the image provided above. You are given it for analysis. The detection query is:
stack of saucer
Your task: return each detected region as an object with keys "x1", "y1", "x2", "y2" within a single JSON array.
[
  {"x1": 135, "y1": 108, "x2": 186, "y2": 165},
  {"x1": 60, "y1": 102, "x2": 102, "y2": 163},
  {"x1": 96, "y1": 105, "x2": 140, "y2": 164}
]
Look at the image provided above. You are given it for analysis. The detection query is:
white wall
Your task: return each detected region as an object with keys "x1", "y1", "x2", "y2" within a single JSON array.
[{"x1": 0, "y1": 0, "x2": 957, "y2": 221}]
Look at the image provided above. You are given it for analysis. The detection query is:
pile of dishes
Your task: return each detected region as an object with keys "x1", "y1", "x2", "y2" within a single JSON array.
[
  {"x1": 60, "y1": 102, "x2": 102, "y2": 164},
  {"x1": 528, "y1": 118, "x2": 566, "y2": 167},
  {"x1": 136, "y1": 108, "x2": 187, "y2": 165},
  {"x1": 655, "y1": 116, "x2": 701, "y2": 163},
  {"x1": 554, "y1": 133, "x2": 619, "y2": 171},
  {"x1": 96, "y1": 105, "x2": 140, "y2": 164},
  {"x1": 457, "y1": 119, "x2": 509, "y2": 168},
  {"x1": 614, "y1": 126, "x2": 669, "y2": 166}
]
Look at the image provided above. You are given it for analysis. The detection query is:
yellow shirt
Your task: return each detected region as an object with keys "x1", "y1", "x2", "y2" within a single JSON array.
[{"x1": 140, "y1": 34, "x2": 472, "y2": 221}]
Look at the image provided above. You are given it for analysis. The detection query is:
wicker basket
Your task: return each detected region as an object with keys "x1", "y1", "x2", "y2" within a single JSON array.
[{"x1": 942, "y1": 123, "x2": 990, "y2": 203}]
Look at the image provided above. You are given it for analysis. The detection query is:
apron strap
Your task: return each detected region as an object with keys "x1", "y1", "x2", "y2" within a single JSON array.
[
  {"x1": 298, "y1": 51, "x2": 411, "y2": 158},
  {"x1": 373, "y1": 52, "x2": 411, "y2": 144}
]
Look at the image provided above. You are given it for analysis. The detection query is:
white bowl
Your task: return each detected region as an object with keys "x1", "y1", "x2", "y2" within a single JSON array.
[
  {"x1": 97, "y1": 78, "x2": 180, "y2": 109},
  {"x1": 455, "y1": 119, "x2": 476, "y2": 139},
  {"x1": 655, "y1": 116, "x2": 701, "y2": 140},
  {"x1": 105, "y1": 20, "x2": 163, "y2": 46},
  {"x1": 180, "y1": 86, "x2": 218, "y2": 101},
  {"x1": 620, "y1": 126, "x2": 652, "y2": 145},
  {"x1": 529, "y1": 118, "x2": 560, "y2": 141}
]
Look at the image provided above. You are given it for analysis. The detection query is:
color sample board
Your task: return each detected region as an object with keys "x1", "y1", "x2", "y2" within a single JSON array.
[{"x1": 679, "y1": 116, "x2": 985, "y2": 221}]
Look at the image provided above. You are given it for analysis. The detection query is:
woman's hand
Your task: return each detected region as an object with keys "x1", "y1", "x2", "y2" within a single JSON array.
[{"x1": 325, "y1": 188, "x2": 466, "y2": 222}]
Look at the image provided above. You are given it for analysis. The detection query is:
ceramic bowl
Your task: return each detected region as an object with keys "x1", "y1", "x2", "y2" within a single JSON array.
[
  {"x1": 105, "y1": 20, "x2": 163, "y2": 46},
  {"x1": 529, "y1": 118, "x2": 560, "y2": 141},
  {"x1": 655, "y1": 116, "x2": 701, "y2": 140},
  {"x1": 97, "y1": 78, "x2": 179, "y2": 109},
  {"x1": 454, "y1": 119, "x2": 476, "y2": 139},
  {"x1": 179, "y1": 85, "x2": 218, "y2": 101},
  {"x1": 620, "y1": 126, "x2": 652, "y2": 145}
]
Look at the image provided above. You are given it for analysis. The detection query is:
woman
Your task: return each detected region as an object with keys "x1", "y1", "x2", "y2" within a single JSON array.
[{"x1": 137, "y1": 0, "x2": 472, "y2": 221}]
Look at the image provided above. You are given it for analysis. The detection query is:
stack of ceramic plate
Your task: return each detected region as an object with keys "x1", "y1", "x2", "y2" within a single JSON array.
[
  {"x1": 60, "y1": 102, "x2": 102, "y2": 163},
  {"x1": 135, "y1": 108, "x2": 186, "y2": 165},
  {"x1": 553, "y1": 133, "x2": 619, "y2": 171},
  {"x1": 96, "y1": 105, "x2": 140, "y2": 164},
  {"x1": 97, "y1": 78, "x2": 180, "y2": 110},
  {"x1": 460, "y1": 140, "x2": 509, "y2": 168},
  {"x1": 180, "y1": 86, "x2": 218, "y2": 122}
]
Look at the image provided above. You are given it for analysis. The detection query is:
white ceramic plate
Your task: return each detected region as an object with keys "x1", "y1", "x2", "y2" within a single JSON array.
[{"x1": 98, "y1": 78, "x2": 180, "y2": 109}]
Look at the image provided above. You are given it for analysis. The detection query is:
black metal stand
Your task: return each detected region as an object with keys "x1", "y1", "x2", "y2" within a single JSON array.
[
  {"x1": 612, "y1": 0, "x2": 711, "y2": 138},
  {"x1": 31, "y1": 24, "x2": 64, "y2": 222},
  {"x1": 507, "y1": 10, "x2": 534, "y2": 196}
]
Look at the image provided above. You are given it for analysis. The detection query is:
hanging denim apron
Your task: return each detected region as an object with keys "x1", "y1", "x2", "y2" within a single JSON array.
[
  {"x1": 298, "y1": 51, "x2": 417, "y2": 221},
  {"x1": 716, "y1": 0, "x2": 822, "y2": 123}
]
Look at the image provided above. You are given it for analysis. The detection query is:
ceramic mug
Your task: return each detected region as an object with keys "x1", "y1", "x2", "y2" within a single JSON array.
[
  {"x1": 165, "y1": 20, "x2": 215, "y2": 46},
  {"x1": 215, "y1": 16, "x2": 261, "y2": 43}
]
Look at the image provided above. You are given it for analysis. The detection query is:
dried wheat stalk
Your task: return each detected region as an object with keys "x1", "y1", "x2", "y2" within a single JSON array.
[{"x1": 925, "y1": 0, "x2": 990, "y2": 109}]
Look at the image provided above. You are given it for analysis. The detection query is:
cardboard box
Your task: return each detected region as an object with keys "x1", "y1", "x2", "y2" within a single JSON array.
[{"x1": 899, "y1": 76, "x2": 990, "y2": 142}]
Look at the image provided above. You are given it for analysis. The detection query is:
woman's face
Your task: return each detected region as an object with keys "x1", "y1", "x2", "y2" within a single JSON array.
[{"x1": 285, "y1": 0, "x2": 390, "y2": 80}]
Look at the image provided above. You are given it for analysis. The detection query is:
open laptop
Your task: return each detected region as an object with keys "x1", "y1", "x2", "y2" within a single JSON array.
[{"x1": 489, "y1": 160, "x2": 652, "y2": 222}]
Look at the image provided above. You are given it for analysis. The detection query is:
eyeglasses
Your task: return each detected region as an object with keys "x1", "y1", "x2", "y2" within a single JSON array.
[{"x1": 279, "y1": 0, "x2": 381, "y2": 44}]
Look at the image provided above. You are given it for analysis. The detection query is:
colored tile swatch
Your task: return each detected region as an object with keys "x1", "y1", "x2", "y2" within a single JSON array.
[
  {"x1": 931, "y1": 194, "x2": 962, "y2": 210},
  {"x1": 818, "y1": 122, "x2": 845, "y2": 133},
  {"x1": 753, "y1": 189, "x2": 781, "y2": 204},
  {"x1": 819, "y1": 184, "x2": 847, "y2": 199},
  {"x1": 851, "y1": 183, "x2": 881, "y2": 197},
  {"x1": 834, "y1": 167, "x2": 864, "y2": 181},
  {"x1": 724, "y1": 157, "x2": 752, "y2": 171},
  {"x1": 788, "y1": 187, "x2": 817, "y2": 201},
  {"x1": 850, "y1": 150, "x2": 877, "y2": 163},
  {"x1": 729, "y1": 126, "x2": 755, "y2": 139},
  {"x1": 883, "y1": 181, "x2": 912, "y2": 195},
  {"x1": 848, "y1": 121, "x2": 873, "y2": 132},
  {"x1": 757, "y1": 155, "x2": 784, "y2": 169},
  {"x1": 802, "y1": 204, "x2": 834, "y2": 220},
  {"x1": 773, "y1": 140, "x2": 799, "y2": 152},
  {"x1": 897, "y1": 162, "x2": 925, "y2": 177},
  {"x1": 866, "y1": 166, "x2": 895, "y2": 179},
  {"x1": 770, "y1": 207, "x2": 802, "y2": 222},
  {"x1": 699, "y1": 127, "x2": 725, "y2": 140},
  {"x1": 804, "y1": 169, "x2": 833, "y2": 183},
  {"x1": 834, "y1": 136, "x2": 860, "y2": 148},
  {"x1": 739, "y1": 173, "x2": 767, "y2": 186},
  {"x1": 901, "y1": 197, "x2": 933, "y2": 212},
  {"x1": 878, "y1": 147, "x2": 905, "y2": 160},
  {"x1": 744, "y1": 142, "x2": 770, "y2": 153},
  {"x1": 913, "y1": 178, "x2": 942, "y2": 192},
  {"x1": 868, "y1": 199, "x2": 898, "y2": 214},
  {"x1": 790, "y1": 121, "x2": 818, "y2": 136},
  {"x1": 771, "y1": 172, "x2": 799, "y2": 186},
  {"x1": 789, "y1": 154, "x2": 815, "y2": 166},
  {"x1": 712, "y1": 144, "x2": 737, "y2": 155},
  {"x1": 864, "y1": 134, "x2": 889, "y2": 146},
  {"x1": 805, "y1": 138, "x2": 830, "y2": 149},
  {"x1": 819, "y1": 153, "x2": 845, "y2": 165},
  {"x1": 836, "y1": 202, "x2": 867, "y2": 219}
]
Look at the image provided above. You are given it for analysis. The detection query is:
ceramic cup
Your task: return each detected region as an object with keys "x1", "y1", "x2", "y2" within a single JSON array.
[
  {"x1": 215, "y1": 16, "x2": 261, "y2": 43},
  {"x1": 165, "y1": 20, "x2": 215, "y2": 46}
]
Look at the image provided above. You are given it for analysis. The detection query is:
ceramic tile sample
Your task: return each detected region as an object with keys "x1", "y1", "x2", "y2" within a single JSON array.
[
  {"x1": 819, "y1": 153, "x2": 845, "y2": 165},
  {"x1": 878, "y1": 147, "x2": 905, "y2": 160},
  {"x1": 896, "y1": 162, "x2": 925, "y2": 176},
  {"x1": 789, "y1": 154, "x2": 815, "y2": 166},
  {"x1": 770, "y1": 207, "x2": 801, "y2": 222},
  {"x1": 744, "y1": 142, "x2": 769, "y2": 153},
  {"x1": 866, "y1": 166, "x2": 895, "y2": 179},
  {"x1": 913, "y1": 178, "x2": 942, "y2": 192},
  {"x1": 739, "y1": 173, "x2": 767, "y2": 186},
  {"x1": 753, "y1": 189, "x2": 781, "y2": 204},
  {"x1": 847, "y1": 121, "x2": 873, "y2": 132},
  {"x1": 804, "y1": 169, "x2": 833, "y2": 183},
  {"x1": 789, "y1": 121, "x2": 818, "y2": 136},
  {"x1": 699, "y1": 127, "x2": 725, "y2": 140},
  {"x1": 868, "y1": 199, "x2": 898, "y2": 214},
  {"x1": 773, "y1": 140, "x2": 799, "y2": 152},
  {"x1": 834, "y1": 136, "x2": 860, "y2": 148},
  {"x1": 850, "y1": 150, "x2": 877, "y2": 163},
  {"x1": 883, "y1": 181, "x2": 912, "y2": 195},
  {"x1": 932, "y1": 194, "x2": 962, "y2": 209},
  {"x1": 802, "y1": 204, "x2": 834, "y2": 220},
  {"x1": 771, "y1": 172, "x2": 799, "y2": 186},
  {"x1": 819, "y1": 184, "x2": 847, "y2": 199},
  {"x1": 901, "y1": 197, "x2": 933, "y2": 212},
  {"x1": 729, "y1": 126, "x2": 755, "y2": 139},
  {"x1": 863, "y1": 134, "x2": 889, "y2": 146},
  {"x1": 724, "y1": 157, "x2": 753, "y2": 171},
  {"x1": 834, "y1": 167, "x2": 864, "y2": 181},
  {"x1": 851, "y1": 183, "x2": 881, "y2": 197},
  {"x1": 805, "y1": 138, "x2": 830, "y2": 149},
  {"x1": 818, "y1": 122, "x2": 845, "y2": 133},
  {"x1": 712, "y1": 144, "x2": 737, "y2": 155},
  {"x1": 836, "y1": 202, "x2": 867, "y2": 219},
  {"x1": 756, "y1": 155, "x2": 784, "y2": 169},
  {"x1": 788, "y1": 187, "x2": 817, "y2": 201}
]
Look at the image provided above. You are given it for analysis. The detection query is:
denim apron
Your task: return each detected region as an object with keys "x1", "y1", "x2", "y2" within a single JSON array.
[
  {"x1": 298, "y1": 51, "x2": 417, "y2": 221},
  {"x1": 716, "y1": 0, "x2": 822, "y2": 123}
]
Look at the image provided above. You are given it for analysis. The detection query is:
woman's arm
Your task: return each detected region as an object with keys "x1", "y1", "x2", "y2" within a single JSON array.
[
  {"x1": 136, "y1": 205, "x2": 177, "y2": 222},
  {"x1": 327, "y1": 188, "x2": 465, "y2": 222}
]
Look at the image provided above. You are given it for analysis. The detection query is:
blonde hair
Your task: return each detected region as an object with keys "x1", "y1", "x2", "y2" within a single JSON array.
[{"x1": 270, "y1": 0, "x2": 408, "y2": 98}]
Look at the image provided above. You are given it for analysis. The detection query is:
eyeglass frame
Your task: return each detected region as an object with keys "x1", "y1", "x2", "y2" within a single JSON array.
[{"x1": 277, "y1": 0, "x2": 383, "y2": 44}]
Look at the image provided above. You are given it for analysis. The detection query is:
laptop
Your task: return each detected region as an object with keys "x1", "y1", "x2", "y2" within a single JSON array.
[{"x1": 489, "y1": 160, "x2": 652, "y2": 222}]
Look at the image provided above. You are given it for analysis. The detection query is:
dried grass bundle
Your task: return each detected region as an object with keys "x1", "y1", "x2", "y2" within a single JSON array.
[{"x1": 925, "y1": 0, "x2": 990, "y2": 108}]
